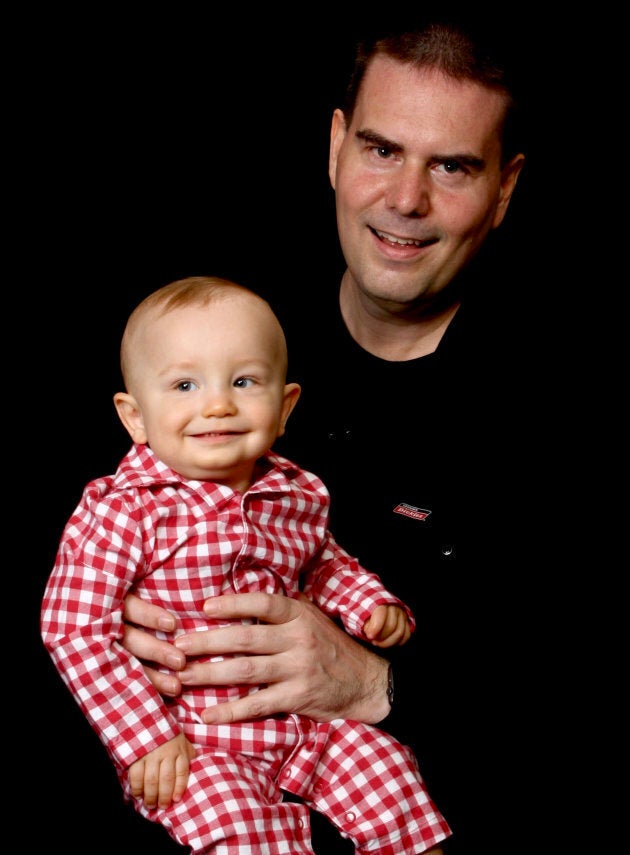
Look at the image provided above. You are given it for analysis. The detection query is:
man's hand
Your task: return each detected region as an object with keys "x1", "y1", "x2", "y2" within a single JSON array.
[
  {"x1": 123, "y1": 591, "x2": 391, "y2": 724},
  {"x1": 123, "y1": 594, "x2": 186, "y2": 697}
]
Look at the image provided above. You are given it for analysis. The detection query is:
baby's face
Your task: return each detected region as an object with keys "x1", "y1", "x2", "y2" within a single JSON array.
[{"x1": 126, "y1": 295, "x2": 297, "y2": 491}]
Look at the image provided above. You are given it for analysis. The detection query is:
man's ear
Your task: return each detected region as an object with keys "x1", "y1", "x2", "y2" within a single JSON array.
[
  {"x1": 329, "y1": 109, "x2": 347, "y2": 190},
  {"x1": 113, "y1": 391, "x2": 148, "y2": 444},
  {"x1": 277, "y1": 382, "x2": 301, "y2": 437},
  {"x1": 492, "y1": 152, "x2": 526, "y2": 229}
]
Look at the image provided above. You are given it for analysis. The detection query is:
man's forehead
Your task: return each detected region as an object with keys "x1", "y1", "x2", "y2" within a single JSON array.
[
  {"x1": 354, "y1": 58, "x2": 506, "y2": 150},
  {"x1": 358, "y1": 57, "x2": 506, "y2": 119}
]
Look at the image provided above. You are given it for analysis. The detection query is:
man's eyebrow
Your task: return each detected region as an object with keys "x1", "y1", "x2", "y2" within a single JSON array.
[
  {"x1": 433, "y1": 154, "x2": 486, "y2": 171},
  {"x1": 355, "y1": 128, "x2": 403, "y2": 153},
  {"x1": 356, "y1": 129, "x2": 486, "y2": 170}
]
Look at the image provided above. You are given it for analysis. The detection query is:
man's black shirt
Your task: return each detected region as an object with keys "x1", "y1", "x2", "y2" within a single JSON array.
[{"x1": 274, "y1": 257, "x2": 551, "y2": 852}]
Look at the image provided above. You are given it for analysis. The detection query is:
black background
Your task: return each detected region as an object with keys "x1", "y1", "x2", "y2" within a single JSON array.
[{"x1": 22, "y1": 8, "x2": 600, "y2": 852}]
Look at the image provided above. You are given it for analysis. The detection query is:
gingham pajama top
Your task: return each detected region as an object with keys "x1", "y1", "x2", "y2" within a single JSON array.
[{"x1": 41, "y1": 443, "x2": 415, "y2": 772}]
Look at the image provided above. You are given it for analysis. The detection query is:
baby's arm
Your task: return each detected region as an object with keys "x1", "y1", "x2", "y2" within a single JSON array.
[
  {"x1": 128, "y1": 732, "x2": 195, "y2": 809},
  {"x1": 363, "y1": 605, "x2": 412, "y2": 648}
]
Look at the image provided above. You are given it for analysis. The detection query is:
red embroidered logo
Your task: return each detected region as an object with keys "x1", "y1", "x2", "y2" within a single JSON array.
[{"x1": 393, "y1": 503, "x2": 431, "y2": 521}]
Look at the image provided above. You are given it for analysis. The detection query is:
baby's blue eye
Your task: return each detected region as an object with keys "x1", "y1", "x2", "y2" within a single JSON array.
[{"x1": 176, "y1": 380, "x2": 197, "y2": 392}]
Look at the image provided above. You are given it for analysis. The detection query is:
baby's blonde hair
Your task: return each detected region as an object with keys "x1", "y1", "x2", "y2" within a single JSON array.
[{"x1": 120, "y1": 276, "x2": 287, "y2": 389}]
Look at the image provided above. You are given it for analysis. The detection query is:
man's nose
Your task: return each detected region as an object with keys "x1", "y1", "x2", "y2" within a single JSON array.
[{"x1": 385, "y1": 164, "x2": 430, "y2": 216}]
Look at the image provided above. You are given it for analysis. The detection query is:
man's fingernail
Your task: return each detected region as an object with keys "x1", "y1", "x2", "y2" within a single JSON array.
[
  {"x1": 161, "y1": 681, "x2": 179, "y2": 697},
  {"x1": 167, "y1": 654, "x2": 185, "y2": 669},
  {"x1": 158, "y1": 617, "x2": 176, "y2": 630}
]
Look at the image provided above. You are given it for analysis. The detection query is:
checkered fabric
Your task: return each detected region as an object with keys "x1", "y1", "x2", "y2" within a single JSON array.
[
  {"x1": 42, "y1": 444, "x2": 448, "y2": 852},
  {"x1": 124, "y1": 717, "x2": 450, "y2": 853}
]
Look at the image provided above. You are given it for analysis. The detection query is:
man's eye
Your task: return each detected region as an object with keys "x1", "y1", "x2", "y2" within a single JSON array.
[
  {"x1": 375, "y1": 146, "x2": 393, "y2": 159},
  {"x1": 176, "y1": 380, "x2": 197, "y2": 392},
  {"x1": 442, "y1": 160, "x2": 462, "y2": 173}
]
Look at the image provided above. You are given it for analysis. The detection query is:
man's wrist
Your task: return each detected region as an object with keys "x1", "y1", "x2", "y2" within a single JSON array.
[
  {"x1": 360, "y1": 656, "x2": 393, "y2": 724},
  {"x1": 386, "y1": 662, "x2": 394, "y2": 707}
]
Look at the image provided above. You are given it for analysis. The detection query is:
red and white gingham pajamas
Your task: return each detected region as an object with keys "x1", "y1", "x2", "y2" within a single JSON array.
[{"x1": 41, "y1": 443, "x2": 451, "y2": 853}]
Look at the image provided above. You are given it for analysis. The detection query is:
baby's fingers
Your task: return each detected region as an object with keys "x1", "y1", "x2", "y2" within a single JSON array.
[
  {"x1": 363, "y1": 605, "x2": 387, "y2": 640},
  {"x1": 171, "y1": 741, "x2": 196, "y2": 804}
]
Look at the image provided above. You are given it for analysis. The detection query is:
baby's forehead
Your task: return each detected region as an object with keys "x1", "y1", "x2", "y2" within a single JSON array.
[
  {"x1": 128, "y1": 290, "x2": 286, "y2": 354},
  {"x1": 147, "y1": 296, "x2": 285, "y2": 350},
  {"x1": 162, "y1": 290, "x2": 266, "y2": 319}
]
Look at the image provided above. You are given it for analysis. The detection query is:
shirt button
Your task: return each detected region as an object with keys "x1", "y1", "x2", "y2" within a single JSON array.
[
  {"x1": 345, "y1": 811, "x2": 356, "y2": 824},
  {"x1": 298, "y1": 818, "x2": 305, "y2": 829}
]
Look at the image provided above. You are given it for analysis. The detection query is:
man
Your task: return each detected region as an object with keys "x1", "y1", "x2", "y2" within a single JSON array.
[{"x1": 118, "y1": 19, "x2": 543, "y2": 852}]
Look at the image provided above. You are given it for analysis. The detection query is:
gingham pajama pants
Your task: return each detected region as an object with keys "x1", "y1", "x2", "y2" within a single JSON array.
[{"x1": 121, "y1": 715, "x2": 450, "y2": 854}]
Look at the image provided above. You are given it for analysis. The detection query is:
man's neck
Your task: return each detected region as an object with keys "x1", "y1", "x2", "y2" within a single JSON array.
[{"x1": 339, "y1": 274, "x2": 461, "y2": 361}]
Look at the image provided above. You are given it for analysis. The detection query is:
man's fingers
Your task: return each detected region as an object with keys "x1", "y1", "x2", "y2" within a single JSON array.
[
  {"x1": 179, "y1": 653, "x2": 278, "y2": 688},
  {"x1": 174, "y1": 621, "x2": 293, "y2": 657},
  {"x1": 144, "y1": 664, "x2": 183, "y2": 697},
  {"x1": 201, "y1": 686, "x2": 287, "y2": 725},
  {"x1": 121, "y1": 625, "x2": 185, "y2": 696},
  {"x1": 122, "y1": 624, "x2": 186, "y2": 671},
  {"x1": 202, "y1": 592, "x2": 301, "y2": 624},
  {"x1": 123, "y1": 592, "x2": 177, "y2": 632}
]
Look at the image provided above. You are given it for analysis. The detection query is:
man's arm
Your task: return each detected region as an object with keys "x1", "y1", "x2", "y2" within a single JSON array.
[{"x1": 123, "y1": 591, "x2": 391, "y2": 724}]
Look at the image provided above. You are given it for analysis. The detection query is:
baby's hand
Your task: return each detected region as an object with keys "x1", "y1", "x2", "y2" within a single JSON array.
[
  {"x1": 364, "y1": 605, "x2": 412, "y2": 648},
  {"x1": 128, "y1": 732, "x2": 195, "y2": 809}
]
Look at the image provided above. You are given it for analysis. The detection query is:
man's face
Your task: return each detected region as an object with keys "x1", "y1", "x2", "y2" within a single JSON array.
[{"x1": 329, "y1": 56, "x2": 524, "y2": 312}]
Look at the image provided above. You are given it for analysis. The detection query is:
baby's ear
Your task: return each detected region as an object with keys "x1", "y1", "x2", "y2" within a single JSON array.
[
  {"x1": 113, "y1": 392, "x2": 148, "y2": 444},
  {"x1": 278, "y1": 382, "x2": 301, "y2": 436}
]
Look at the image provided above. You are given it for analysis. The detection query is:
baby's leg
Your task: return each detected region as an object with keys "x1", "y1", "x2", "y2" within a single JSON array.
[
  {"x1": 123, "y1": 750, "x2": 315, "y2": 854},
  {"x1": 288, "y1": 720, "x2": 451, "y2": 855}
]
